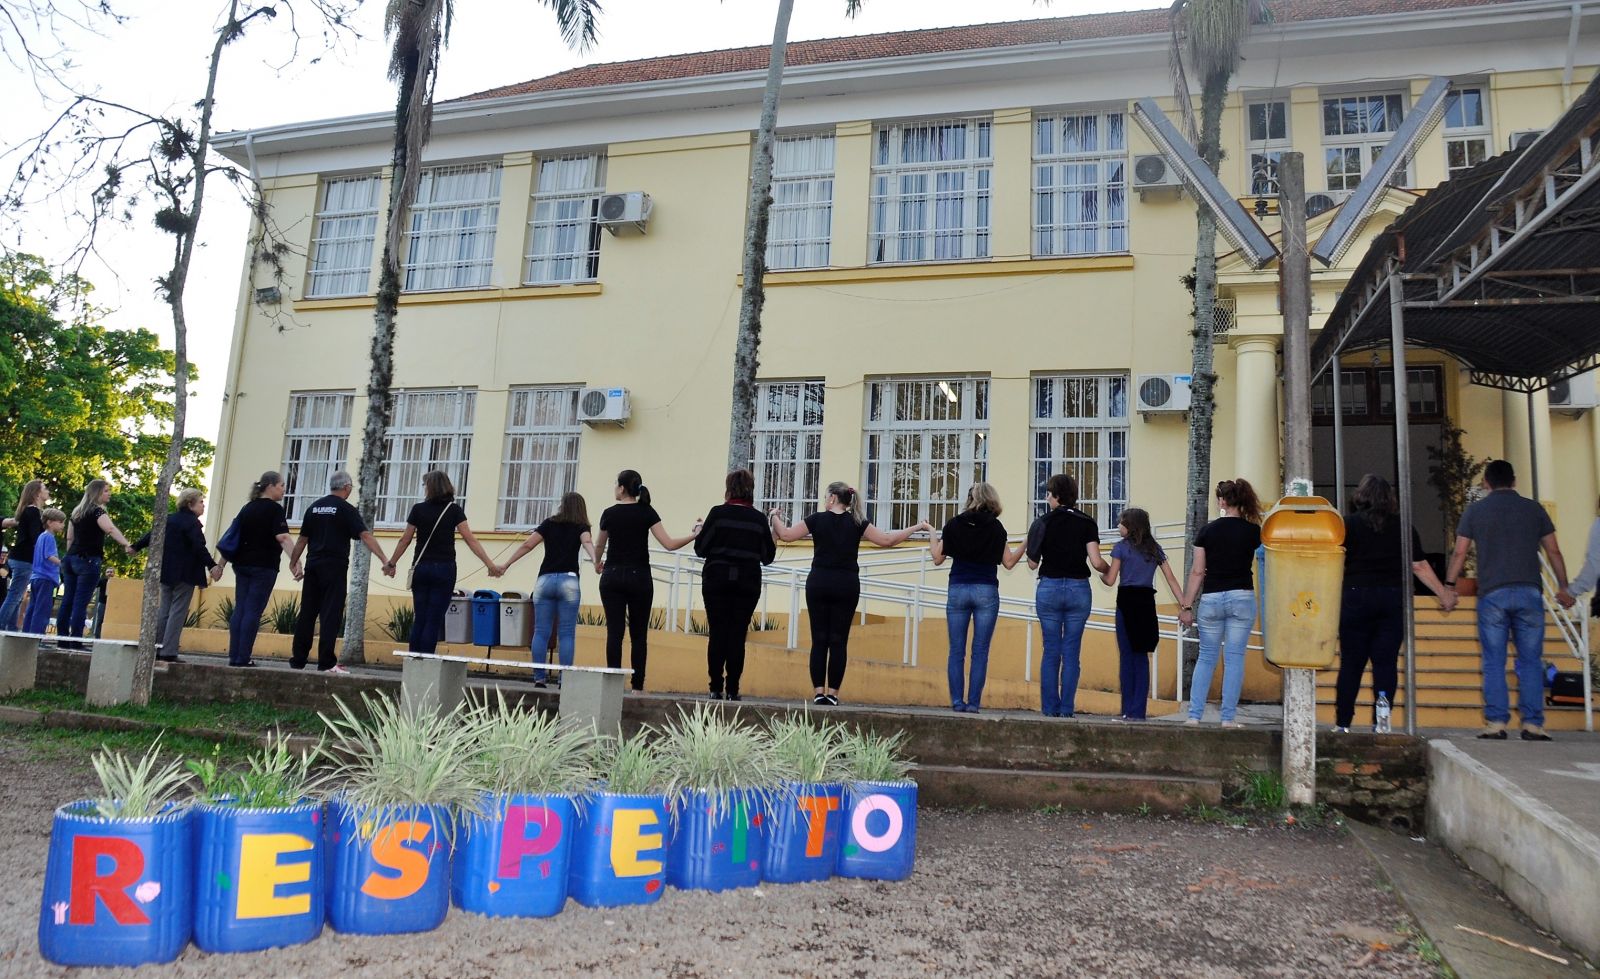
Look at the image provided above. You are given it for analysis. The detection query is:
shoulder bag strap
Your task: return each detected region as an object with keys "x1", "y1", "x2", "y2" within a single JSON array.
[{"x1": 411, "y1": 501, "x2": 455, "y2": 570}]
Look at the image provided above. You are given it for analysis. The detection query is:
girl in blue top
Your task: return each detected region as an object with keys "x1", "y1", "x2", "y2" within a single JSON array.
[{"x1": 1101, "y1": 508, "x2": 1183, "y2": 720}]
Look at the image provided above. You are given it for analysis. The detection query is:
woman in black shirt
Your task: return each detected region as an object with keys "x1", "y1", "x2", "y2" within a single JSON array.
[
  {"x1": 382, "y1": 470, "x2": 500, "y2": 654},
  {"x1": 500, "y1": 492, "x2": 597, "y2": 685},
  {"x1": 593, "y1": 469, "x2": 698, "y2": 691},
  {"x1": 770, "y1": 481, "x2": 927, "y2": 705},
  {"x1": 1178, "y1": 478, "x2": 1262, "y2": 727},
  {"x1": 1025, "y1": 473, "x2": 1110, "y2": 718},
  {"x1": 60, "y1": 479, "x2": 134, "y2": 641},
  {"x1": 1334, "y1": 474, "x2": 1455, "y2": 732},
  {"x1": 217, "y1": 471, "x2": 297, "y2": 666},
  {"x1": 0, "y1": 479, "x2": 48, "y2": 629},
  {"x1": 694, "y1": 469, "x2": 776, "y2": 701}
]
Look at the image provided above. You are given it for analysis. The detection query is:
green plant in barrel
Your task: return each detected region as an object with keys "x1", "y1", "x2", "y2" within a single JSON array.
[
  {"x1": 834, "y1": 725, "x2": 918, "y2": 882},
  {"x1": 764, "y1": 711, "x2": 851, "y2": 883},
  {"x1": 87, "y1": 737, "x2": 191, "y2": 819},
  {"x1": 317, "y1": 693, "x2": 485, "y2": 830}
]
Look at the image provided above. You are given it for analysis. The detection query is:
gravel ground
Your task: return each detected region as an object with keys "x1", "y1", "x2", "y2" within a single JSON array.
[{"x1": 0, "y1": 730, "x2": 1436, "y2": 979}]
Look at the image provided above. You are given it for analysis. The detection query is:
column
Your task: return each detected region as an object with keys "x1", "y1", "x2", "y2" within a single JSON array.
[
  {"x1": 1530, "y1": 387, "x2": 1556, "y2": 505},
  {"x1": 1231, "y1": 337, "x2": 1281, "y2": 496},
  {"x1": 493, "y1": 151, "x2": 536, "y2": 289},
  {"x1": 830, "y1": 121, "x2": 873, "y2": 269},
  {"x1": 818, "y1": 377, "x2": 864, "y2": 496},
  {"x1": 988, "y1": 108, "x2": 1033, "y2": 262},
  {"x1": 1502, "y1": 390, "x2": 1532, "y2": 478}
]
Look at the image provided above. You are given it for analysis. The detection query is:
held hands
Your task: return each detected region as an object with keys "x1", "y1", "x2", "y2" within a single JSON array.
[
  {"x1": 209, "y1": 565, "x2": 224, "y2": 584},
  {"x1": 1178, "y1": 608, "x2": 1195, "y2": 629},
  {"x1": 593, "y1": 559, "x2": 605, "y2": 575},
  {"x1": 1556, "y1": 588, "x2": 1577, "y2": 610},
  {"x1": 289, "y1": 560, "x2": 304, "y2": 582},
  {"x1": 1438, "y1": 589, "x2": 1459, "y2": 613},
  {"x1": 690, "y1": 519, "x2": 704, "y2": 537},
  {"x1": 123, "y1": 543, "x2": 135, "y2": 557},
  {"x1": 486, "y1": 563, "x2": 504, "y2": 579},
  {"x1": 381, "y1": 562, "x2": 396, "y2": 579}
]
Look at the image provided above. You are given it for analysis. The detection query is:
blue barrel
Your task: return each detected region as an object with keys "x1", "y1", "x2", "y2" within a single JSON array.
[
  {"x1": 471, "y1": 590, "x2": 501, "y2": 646},
  {"x1": 453, "y1": 793, "x2": 575, "y2": 918},
  {"x1": 37, "y1": 801, "x2": 193, "y2": 967},
  {"x1": 667, "y1": 789, "x2": 767, "y2": 893},
  {"x1": 836, "y1": 781, "x2": 918, "y2": 882},
  {"x1": 192, "y1": 800, "x2": 324, "y2": 953},
  {"x1": 763, "y1": 782, "x2": 844, "y2": 884},
  {"x1": 567, "y1": 793, "x2": 668, "y2": 908},
  {"x1": 325, "y1": 799, "x2": 452, "y2": 935}
]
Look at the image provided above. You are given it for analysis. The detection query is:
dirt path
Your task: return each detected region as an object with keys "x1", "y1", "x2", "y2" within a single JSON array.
[{"x1": 0, "y1": 730, "x2": 1435, "y2": 978}]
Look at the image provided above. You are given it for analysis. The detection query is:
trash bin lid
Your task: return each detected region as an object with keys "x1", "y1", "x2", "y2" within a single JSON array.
[
  {"x1": 1261, "y1": 496, "x2": 1345, "y2": 548},
  {"x1": 498, "y1": 592, "x2": 527, "y2": 603},
  {"x1": 472, "y1": 589, "x2": 502, "y2": 601}
]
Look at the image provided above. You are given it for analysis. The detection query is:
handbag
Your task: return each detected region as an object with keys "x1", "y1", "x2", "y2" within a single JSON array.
[
  {"x1": 406, "y1": 502, "x2": 455, "y2": 590},
  {"x1": 216, "y1": 516, "x2": 242, "y2": 561}
]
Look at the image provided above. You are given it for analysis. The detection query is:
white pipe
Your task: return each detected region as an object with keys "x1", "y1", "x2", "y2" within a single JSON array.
[{"x1": 1564, "y1": 2, "x2": 1582, "y2": 106}]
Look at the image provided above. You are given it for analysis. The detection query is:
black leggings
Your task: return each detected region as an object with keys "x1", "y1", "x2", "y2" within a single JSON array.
[
  {"x1": 1334, "y1": 585, "x2": 1403, "y2": 728},
  {"x1": 600, "y1": 567, "x2": 653, "y2": 690},
  {"x1": 806, "y1": 572, "x2": 860, "y2": 690},
  {"x1": 702, "y1": 565, "x2": 761, "y2": 696}
]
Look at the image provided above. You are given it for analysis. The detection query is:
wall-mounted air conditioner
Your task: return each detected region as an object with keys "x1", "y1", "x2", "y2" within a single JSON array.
[
  {"x1": 1135, "y1": 374, "x2": 1193, "y2": 413},
  {"x1": 597, "y1": 192, "x2": 652, "y2": 234},
  {"x1": 1132, "y1": 154, "x2": 1182, "y2": 193},
  {"x1": 578, "y1": 386, "x2": 631, "y2": 426},
  {"x1": 1549, "y1": 372, "x2": 1599, "y2": 415}
]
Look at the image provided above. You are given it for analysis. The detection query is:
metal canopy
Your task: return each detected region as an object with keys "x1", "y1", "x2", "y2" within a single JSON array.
[{"x1": 1312, "y1": 71, "x2": 1600, "y2": 392}]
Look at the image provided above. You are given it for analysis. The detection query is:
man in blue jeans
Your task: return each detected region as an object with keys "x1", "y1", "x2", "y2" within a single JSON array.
[{"x1": 1446, "y1": 460, "x2": 1575, "y2": 741}]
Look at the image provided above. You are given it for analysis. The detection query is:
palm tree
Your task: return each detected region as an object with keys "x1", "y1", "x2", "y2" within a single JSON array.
[
  {"x1": 726, "y1": 0, "x2": 863, "y2": 472},
  {"x1": 342, "y1": 0, "x2": 601, "y2": 663}
]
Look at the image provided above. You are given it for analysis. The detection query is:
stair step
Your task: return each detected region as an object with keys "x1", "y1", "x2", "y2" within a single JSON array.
[
  {"x1": 1314, "y1": 703, "x2": 1593, "y2": 730},
  {"x1": 913, "y1": 764, "x2": 1220, "y2": 813}
]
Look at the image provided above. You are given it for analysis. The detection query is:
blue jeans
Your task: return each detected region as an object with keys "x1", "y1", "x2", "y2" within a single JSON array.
[
  {"x1": 21, "y1": 578, "x2": 55, "y2": 635},
  {"x1": 1037, "y1": 577, "x2": 1093, "y2": 716},
  {"x1": 946, "y1": 582, "x2": 1000, "y2": 709},
  {"x1": 1476, "y1": 584, "x2": 1546, "y2": 728},
  {"x1": 1189, "y1": 589, "x2": 1257, "y2": 722},
  {"x1": 0, "y1": 558, "x2": 32, "y2": 629},
  {"x1": 409, "y1": 560, "x2": 456, "y2": 654},
  {"x1": 57, "y1": 555, "x2": 102, "y2": 639},
  {"x1": 228, "y1": 565, "x2": 277, "y2": 665},
  {"x1": 531, "y1": 572, "x2": 580, "y2": 682}
]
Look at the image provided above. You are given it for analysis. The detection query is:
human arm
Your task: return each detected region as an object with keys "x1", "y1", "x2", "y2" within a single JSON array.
[
  {"x1": 1086, "y1": 539, "x2": 1110, "y2": 575},
  {"x1": 770, "y1": 510, "x2": 812, "y2": 543},
  {"x1": 359, "y1": 531, "x2": 390, "y2": 572},
  {"x1": 1566, "y1": 518, "x2": 1600, "y2": 598},
  {"x1": 500, "y1": 531, "x2": 545, "y2": 573},
  {"x1": 652, "y1": 520, "x2": 700, "y2": 552},
  {"x1": 581, "y1": 531, "x2": 598, "y2": 568},
  {"x1": 1002, "y1": 540, "x2": 1026, "y2": 571},
  {"x1": 1025, "y1": 518, "x2": 1046, "y2": 571},
  {"x1": 864, "y1": 520, "x2": 928, "y2": 548},
  {"x1": 1159, "y1": 559, "x2": 1184, "y2": 604},
  {"x1": 1543, "y1": 533, "x2": 1573, "y2": 608},
  {"x1": 692, "y1": 510, "x2": 716, "y2": 558},
  {"x1": 0, "y1": 517, "x2": 13, "y2": 530},
  {"x1": 458, "y1": 522, "x2": 502, "y2": 577},
  {"x1": 1444, "y1": 534, "x2": 1472, "y2": 589},
  {"x1": 131, "y1": 530, "x2": 151, "y2": 553},
  {"x1": 1178, "y1": 546, "x2": 1208, "y2": 628},
  {"x1": 383, "y1": 525, "x2": 418, "y2": 576},
  {"x1": 98, "y1": 513, "x2": 133, "y2": 554},
  {"x1": 1101, "y1": 556, "x2": 1121, "y2": 587},
  {"x1": 289, "y1": 534, "x2": 309, "y2": 566},
  {"x1": 591, "y1": 529, "x2": 608, "y2": 574}
]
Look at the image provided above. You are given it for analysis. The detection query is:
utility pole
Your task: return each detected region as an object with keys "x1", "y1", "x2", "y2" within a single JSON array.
[{"x1": 1278, "y1": 152, "x2": 1318, "y2": 806}]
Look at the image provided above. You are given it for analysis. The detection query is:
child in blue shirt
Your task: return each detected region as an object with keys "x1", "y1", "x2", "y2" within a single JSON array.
[
  {"x1": 22, "y1": 509, "x2": 66, "y2": 635},
  {"x1": 1101, "y1": 508, "x2": 1184, "y2": 721}
]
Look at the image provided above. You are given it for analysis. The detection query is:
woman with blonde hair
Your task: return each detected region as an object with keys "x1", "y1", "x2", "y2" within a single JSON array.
[
  {"x1": 132, "y1": 488, "x2": 219, "y2": 662},
  {"x1": 383, "y1": 469, "x2": 501, "y2": 654},
  {"x1": 932, "y1": 482, "x2": 1025, "y2": 713},
  {"x1": 59, "y1": 479, "x2": 134, "y2": 641},
  {"x1": 1179, "y1": 478, "x2": 1263, "y2": 727},
  {"x1": 771, "y1": 481, "x2": 928, "y2": 705},
  {"x1": 0, "y1": 479, "x2": 49, "y2": 629},
  {"x1": 500, "y1": 491, "x2": 596, "y2": 686}
]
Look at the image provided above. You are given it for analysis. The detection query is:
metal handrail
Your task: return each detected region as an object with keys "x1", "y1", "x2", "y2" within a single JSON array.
[{"x1": 1541, "y1": 554, "x2": 1594, "y2": 732}]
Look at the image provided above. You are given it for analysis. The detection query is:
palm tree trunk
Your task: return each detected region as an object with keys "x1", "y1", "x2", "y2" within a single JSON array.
[{"x1": 726, "y1": 0, "x2": 794, "y2": 472}]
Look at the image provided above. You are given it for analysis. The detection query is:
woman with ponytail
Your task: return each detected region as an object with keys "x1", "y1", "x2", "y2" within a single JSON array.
[
  {"x1": 771, "y1": 481, "x2": 929, "y2": 705},
  {"x1": 217, "y1": 471, "x2": 298, "y2": 666},
  {"x1": 59, "y1": 479, "x2": 134, "y2": 642},
  {"x1": 592, "y1": 470, "x2": 700, "y2": 691},
  {"x1": 0, "y1": 479, "x2": 49, "y2": 629},
  {"x1": 1178, "y1": 478, "x2": 1263, "y2": 727}
]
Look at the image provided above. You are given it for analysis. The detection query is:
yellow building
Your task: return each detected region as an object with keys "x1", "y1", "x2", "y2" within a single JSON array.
[{"x1": 208, "y1": 0, "x2": 1600, "y2": 706}]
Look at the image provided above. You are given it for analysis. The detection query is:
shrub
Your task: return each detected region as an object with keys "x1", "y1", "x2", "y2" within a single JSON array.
[
  {"x1": 594, "y1": 729, "x2": 670, "y2": 796},
  {"x1": 767, "y1": 711, "x2": 848, "y2": 783},
  {"x1": 87, "y1": 737, "x2": 190, "y2": 819},
  {"x1": 317, "y1": 694, "x2": 486, "y2": 831},
  {"x1": 268, "y1": 596, "x2": 301, "y2": 635},
  {"x1": 837, "y1": 726, "x2": 913, "y2": 784},
  {"x1": 384, "y1": 603, "x2": 415, "y2": 642},
  {"x1": 189, "y1": 734, "x2": 326, "y2": 808},
  {"x1": 655, "y1": 703, "x2": 796, "y2": 815},
  {"x1": 463, "y1": 690, "x2": 599, "y2": 798}
]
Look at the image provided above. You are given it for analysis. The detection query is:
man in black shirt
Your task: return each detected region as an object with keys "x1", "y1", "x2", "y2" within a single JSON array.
[{"x1": 288, "y1": 472, "x2": 391, "y2": 672}]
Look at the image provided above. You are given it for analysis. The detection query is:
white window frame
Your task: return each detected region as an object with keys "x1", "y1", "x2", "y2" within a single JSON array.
[
  {"x1": 281, "y1": 391, "x2": 355, "y2": 524},
  {"x1": 1030, "y1": 374, "x2": 1130, "y2": 531},
  {"x1": 376, "y1": 388, "x2": 477, "y2": 527},
  {"x1": 1443, "y1": 85, "x2": 1491, "y2": 179},
  {"x1": 752, "y1": 380, "x2": 825, "y2": 523},
  {"x1": 306, "y1": 175, "x2": 380, "y2": 298},
  {"x1": 498, "y1": 386, "x2": 583, "y2": 530},
  {"x1": 1322, "y1": 90, "x2": 1410, "y2": 194},
  {"x1": 403, "y1": 163, "x2": 502, "y2": 292},
  {"x1": 869, "y1": 117, "x2": 992, "y2": 265},
  {"x1": 862, "y1": 376, "x2": 989, "y2": 531},
  {"x1": 525, "y1": 154, "x2": 605, "y2": 285},
  {"x1": 1243, "y1": 98, "x2": 1291, "y2": 198},
  {"x1": 766, "y1": 134, "x2": 835, "y2": 270},
  {"x1": 1032, "y1": 109, "x2": 1129, "y2": 256}
]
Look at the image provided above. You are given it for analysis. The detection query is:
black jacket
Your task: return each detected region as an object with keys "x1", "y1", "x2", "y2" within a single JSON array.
[{"x1": 133, "y1": 508, "x2": 217, "y2": 588}]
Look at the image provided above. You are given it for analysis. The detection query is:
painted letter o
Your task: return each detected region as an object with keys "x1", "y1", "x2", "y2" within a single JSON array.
[{"x1": 850, "y1": 794, "x2": 903, "y2": 853}]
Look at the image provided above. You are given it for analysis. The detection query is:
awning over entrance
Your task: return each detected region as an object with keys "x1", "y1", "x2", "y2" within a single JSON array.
[{"x1": 1313, "y1": 72, "x2": 1600, "y2": 391}]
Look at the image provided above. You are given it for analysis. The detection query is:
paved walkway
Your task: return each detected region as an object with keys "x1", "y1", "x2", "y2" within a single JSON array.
[{"x1": 1433, "y1": 730, "x2": 1600, "y2": 840}]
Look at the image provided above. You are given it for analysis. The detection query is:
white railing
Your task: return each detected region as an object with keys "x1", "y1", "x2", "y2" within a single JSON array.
[{"x1": 1542, "y1": 554, "x2": 1594, "y2": 732}]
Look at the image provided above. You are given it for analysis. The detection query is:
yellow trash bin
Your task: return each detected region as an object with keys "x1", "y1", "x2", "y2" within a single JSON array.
[{"x1": 1260, "y1": 496, "x2": 1345, "y2": 669}]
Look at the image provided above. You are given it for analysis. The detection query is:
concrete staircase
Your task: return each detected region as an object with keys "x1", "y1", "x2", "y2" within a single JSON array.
[{"x1": 1315, "y1": 595, "x2": 1594, "y2": 730}]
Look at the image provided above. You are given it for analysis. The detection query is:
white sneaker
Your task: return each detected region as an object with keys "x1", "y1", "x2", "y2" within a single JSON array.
[
  {"x1": 1332, "y1": 725, "x2": 1350, "y2": 734},
  {"x1": 326, "y1": 665, "x2": 351, "y2": 675},
  {"x1": 1183, "y1": 718, "x2": 1200, "y2": 726}
]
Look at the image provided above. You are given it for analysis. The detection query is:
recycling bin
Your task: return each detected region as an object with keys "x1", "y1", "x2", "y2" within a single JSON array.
[
  {"x1": 499, "y1": 592, "x2": 532, "y2": 647},
  {"x1": 471, "y1": 590, "x2": 501, "y2": 647},
  {"x1": 443, "y1": 591, "x2": 471, "y2": 645},
  {"x1": 1260, "y1": 496, "x2": 1345, "y2": 669}
]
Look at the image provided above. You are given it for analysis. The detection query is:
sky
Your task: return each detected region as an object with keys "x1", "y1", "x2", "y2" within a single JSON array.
[{"x1": 1, "y1": 0, "x2": 1157, "y2": 453}]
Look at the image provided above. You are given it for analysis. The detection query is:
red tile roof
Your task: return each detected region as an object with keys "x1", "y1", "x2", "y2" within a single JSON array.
[{"x1": 456, "y1": 0, "x2": 1525, "y2": 102}]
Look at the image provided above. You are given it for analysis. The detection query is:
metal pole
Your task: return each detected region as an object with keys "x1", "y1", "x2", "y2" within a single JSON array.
[
  {"x1": 1333, "y1": 359, "x2": 1346, "y2": 512},
  {"x1": 1389, "y1": 269, "x2": 1419, "y2": 736},
  {"x1": 1527, "y1": 393, "x2": 1542, "y2": 502}
]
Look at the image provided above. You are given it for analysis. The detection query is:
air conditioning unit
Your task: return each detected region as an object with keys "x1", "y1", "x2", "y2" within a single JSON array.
[
  {"x1": 1549, "y1": 372, "x2": 1599, "y2": 415},
  {"x1": 1132, "y1": 154, "x2": 1182, "y2": 192},
  {"x1": 1509, "y1": 129, "x2": 1544, "y2": 151},
  {"x1": 577, "y1": 386, "x2": 631, "y2": 426},
  {"x1": 1136, "y1": 373, "x2": 1193, "y2": 413},
  {"x1": 596, "y1": 191, "x2": 652, "y2": 234},
  {"x1": 1304, "y1": 193, "x2": 1340, "y2": 219}
]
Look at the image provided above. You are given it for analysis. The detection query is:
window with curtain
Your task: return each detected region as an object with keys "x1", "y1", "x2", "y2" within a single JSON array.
[
  {"x1": 752, "y1": 380, "x2": 824, "y2": 523},
  {"x1": 869, "y1": 117, "x2": 992, "y2": 264},
  {"x1": 766, "y1": 134, "x2": 835, "y2": 270},
  {"x1": 862, "y1": 376, "x2": 989, "y2": 530},
  {"x1": 1244, "y1": 99, "x2": 1291, "y2": 197},
  {"x1": 499, "y1": 386, "x2": 583, "y2": 529},
  {"x1": 1443, "y1": 86, "x2": 1490, "y2": 179},
  {"x1": 1030, "y1": 374, "x2": 1129, "y2": 529},
  {"x1": 306, "y1": 175, "x2": 380, "y2": 298},
  {"x1": 403, "y1": 163, "x2": 502, "y2": 292},
  {"x1": 1322, "y1": 91, "x2": 1408, "y2": 193},
  {"x1": 1033, "y1": 110, "x2": 1128, "y2": 255},
  {"x1": 376, "y1": 388, "x2": 477, "y2": 526},
  {"x1": 281, "y1": 391, "x2": 354, "y2": 523},
  {"x1": 525, "y1": 154, "x2": 605, "y2": 284}
]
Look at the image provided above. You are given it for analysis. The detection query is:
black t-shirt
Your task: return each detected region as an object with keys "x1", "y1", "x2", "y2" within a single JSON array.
[
  {"x1": 805, "y1": 511, "x2": 868, "y2": 573},
  {"x1": 1343, "y1": 511, "x2": 1425, "y2": 589},
  {"x1": 535, "y1": 519, "x2": 589, "y2": 576},
  {"x1": 233, "y1": 498, "x2": 291, "y2": 569},
  {"x1": 599, "y1": 503, "x2": 661, "y2": 570},
  {"x1": 299, "y1": 494, "x2": 368, "y2": 568},
  {"x1": 405, "y1": 499, "x2": 467, "y2": 564},
  {"x1": 67, "y1": 507, "x2": 108, "y2": 560},
  {"x1": 1196, "y1": 516, "x2": 1261, "y2": 593},
  {"x1": 694, "y1": 503, "x2": 776, "y2": 571},
  {"x1": 10, "y1": 506, "x2": 43, "y2": 563},
  {"x1": 1025, "y1": 507, "x2": 1101, "y2": 579}
]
